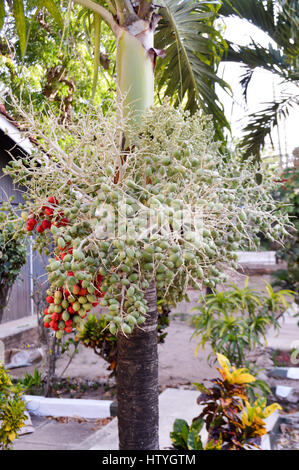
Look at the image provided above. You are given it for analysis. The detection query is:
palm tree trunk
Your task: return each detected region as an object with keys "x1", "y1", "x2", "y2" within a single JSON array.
[
  {"x1": 115, "y1": 26, "x2": 159, "y2": 450},
  {"x1": 117, "y1": 281, "x2": 159, "y2": 450}
]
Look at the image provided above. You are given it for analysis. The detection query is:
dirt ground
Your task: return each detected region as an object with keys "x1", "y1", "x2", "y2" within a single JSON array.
[{"x1": 10, "y1": 272, "x2": 273, "y2": 396}]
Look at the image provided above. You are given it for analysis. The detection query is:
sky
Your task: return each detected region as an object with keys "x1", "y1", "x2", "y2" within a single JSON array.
[{"x1": 216, "y1": 16, "x2": 299, "y2": 166}]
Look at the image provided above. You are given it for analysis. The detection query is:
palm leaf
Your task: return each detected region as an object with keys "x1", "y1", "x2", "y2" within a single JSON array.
[
  {"x1": 239, "y1": 92, "x2": 298, "y2": 160},
  {"x1": 155, "y1": 0, "x2": 230, "y2": 140},
  {"x1": 38, "y1": 0, "x2": 64, "y2": 30},
  {"x1": 13, "y1": 0, "x2": 27, "y2": 57},
  {"x1": 0, "y1": 1, "x2": 5, "y2": 31}
]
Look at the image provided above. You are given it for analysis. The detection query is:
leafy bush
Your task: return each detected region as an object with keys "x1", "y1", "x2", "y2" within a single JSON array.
[
  {"x1": 0, "y1": 363, "x2": 27, "y2": 450},
  {"x1": 272, "y1": 159, "x2": 299, "y2": 303},
  {"x1": 170, "y1": 354, "x2": 281, "y2": 450},
  {"x1": 0, "y1": 202, "x2": 27, "y2": 322},
  {"x1": 191, "y1": 279, "x2": 293, "y2": 368}
]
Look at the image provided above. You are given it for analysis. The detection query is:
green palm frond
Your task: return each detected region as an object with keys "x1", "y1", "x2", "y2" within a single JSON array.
[
  {"x1": 155, "y1": 0, "x2": 231, "y2": 139},
  {"x1": 219, "y1": 0, "x2": 299, "y2": 160},
  {"x1": 239, "y1": 92, "x2": 299, "y2": 160}
]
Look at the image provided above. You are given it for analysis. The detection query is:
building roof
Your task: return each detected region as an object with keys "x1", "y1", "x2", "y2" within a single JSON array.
[{"x1": 0, "y1": 103, "x2": 33, "y2": 155}]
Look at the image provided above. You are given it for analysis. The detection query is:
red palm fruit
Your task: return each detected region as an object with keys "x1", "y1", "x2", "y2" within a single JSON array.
[
  {"x1": 37, "y1": 224, "x2": 45, "y2": 233},
  {"x1": 64, "y1": 326, "x2": 73, "y2": 333},
  {"x1": 48, "y1": 196, "x2": 59, "y2": 205},
  {"x1": 68, "y1": 306, "x2": 75, "y2": 314},
  {"x1": 60, "y1": 252, "x2": 67, "y2": 260},
  {"x1": 79, "y1": 288, "x2": 88, "y2": 296},
  {"x1": 44, "y1": 307, "x2": 49, "y2": 315},
  {"x1": 51, "y1": 313, "x2": 59, "y2": 321},
  {"x1": 67, "y1": 247, "x2": 73, "y2": 254},
  {"x1": 46, "y1": 296, "x2": 54, "y2": 304},
  {"x1": 98, "y1": 291, "x2": 105, "y2": 298},
  {"x1": 44, "y1": 322, "x2": 50, "y2": 328},
  {"x1": 26, "y1": 218, "x2": 37, "y2": 231},
  {"x1": 92, "y1": 302, "x2": 99, "y2": 307},
  {"x1": 96, "y1": 274, "x2": 103, "y2": 285},
  {"x1": 41, "y1": 219, "x2": 51, "y2": 230},
  {"x1": 64, "y1": 289, "x2": 70, "y2": 297},
  {"x1": 44, "y1": 207, "x2": 54, "y2": 216},
  {"x1": 49, "y1": 320, "x2": 58, "y2": 330},
  {"x1": 65, "y1": 319, "x2": 73, "y2": 327},
  {"x1": 67, "y1": 271, "x2": 74, "y2": 277},
  {"x1": 72, "y1": 285, "x2": 80, "y2": 295},
  {"x1": 58, "y1": 217, "x2": 69, "y2": 226}
]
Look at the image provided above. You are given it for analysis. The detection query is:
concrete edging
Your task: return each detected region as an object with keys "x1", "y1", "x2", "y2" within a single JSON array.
[{"x1": 24, "y1": 394, "x2": 115, "y2": 419}]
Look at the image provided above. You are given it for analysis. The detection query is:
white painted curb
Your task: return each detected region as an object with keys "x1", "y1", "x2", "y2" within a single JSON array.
[{"x1": 24, "y1": 395, "x2": 113, "y2": 419}]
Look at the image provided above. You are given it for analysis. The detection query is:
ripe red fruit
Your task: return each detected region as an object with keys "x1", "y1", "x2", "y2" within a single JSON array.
[
  {"x1": 65, "y1": 320, "x2": 73, "y2": 327},
  {"x1": 67, "y1": 271, "x2": 74, "y2": 277},
  {"x1": 51, "y1": 313, "x2": 59, "y2": 321},
  {"x1": 79, "y1": 288, "x2": 88, "y2": 296},
  {"x1": 64, "y1": 289, "x2": 70, "y2": 297},
  {"x1": 58, "y1": 217, "x2": 69, "y2": 226},
  {"x1": 44, "y1": 307, "x2": 49, "y2": 315},
  {"x1": 44, "y1": 207, "x2": 54, "y2": 217},
  {"x1": 48, "y1": 196, "x2": 59, "y2": 205},
  {"x1": 26, "y1": 218, "x2": 37, "y2": 231},
  {"x1": 44, "y1": 322, "x2": 50, "y2": 328},
  {"x1": 41, "y1": 219, "x2": 51, "y2": 230},
  {"x1": 37, "y1": 224, "x2": 45, "y2": 233},
  {"x1": 73, "y1": 285, "x2": 80, "y2": 295},
  {"x1": 64, "y1": 326, "x2": 73, "y2": 333},
  {"x1": 49, "y1": 320, "x2": 58, "y2": 330},
  {"x1": 46, "y1": 296, "x2": 54, "y2": 304},
  {"x1": 68, "y1": 306, "x2": 75, "y2": 314},
  {"x1": 92, "y1": 302, "x2": 99, "y2": 307}
]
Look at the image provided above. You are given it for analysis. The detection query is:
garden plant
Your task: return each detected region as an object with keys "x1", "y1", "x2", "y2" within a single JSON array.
[
  {"x1": 170, "y1": 353, "x2": 282, "y2": 450},
  {"x1": 0, "y1": 201, "x2": 27, "y2": 323},
  {"x1": 0, "y1": 363, "x2": 27, "y2": 450}
]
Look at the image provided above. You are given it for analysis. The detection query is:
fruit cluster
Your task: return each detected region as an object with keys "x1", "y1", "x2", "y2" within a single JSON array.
[
  {"x1": 25, "y1": 197, "x2": 105, "y2": 339},
  {"x1": 4, "y1": 103, "x2": 291, "y2": 341},
  {"x1": 26, "y1": 197, "x2": 68, "y2": 233},
  {"x1": 43, "y1": 273, "x2": 104, "y2": 340}
]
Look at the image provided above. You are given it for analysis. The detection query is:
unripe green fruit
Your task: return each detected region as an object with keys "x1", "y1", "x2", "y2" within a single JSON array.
[
  {"x1": 61, "y1": 300, "x2": 69, "y2": 309},
  {"x1": 56, "y1": 330, "x2": 64, "y2": 339},
  {"x1": 58, "y1": 321, "x2": 65, "y2": 330},
  {"x1": 109, "y1": 323, "x2": 117, "y2": 335},
  {"x1": 83, "y1": 303, "x2": 92, "y2": 311},
  {"x1": 54, "y1": 305, "x2": 62, "y2": 313},
  {"x1": 87, "y1": 285, "x2": 95, "y2": 294},
  {"x1": 122, "y1": 323, "x2": 132, "y2": 334},
  {"x1": 58, "y1": 237, "x2": 66, "y2": 249},
  {"x1": 73, "y1": 301, "x2": 81, "y2": 312},
  {"x1": 62, "y1": 311, "x2": 70, "y2": 321}
]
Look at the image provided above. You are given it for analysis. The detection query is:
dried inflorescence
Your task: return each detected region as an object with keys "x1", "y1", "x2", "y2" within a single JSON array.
[{"x1": 2, "y1": 99, "x2": 291, "y2": 338}]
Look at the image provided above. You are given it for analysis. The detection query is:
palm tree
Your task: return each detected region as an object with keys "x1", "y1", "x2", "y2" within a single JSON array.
[
  {"x1": 2, "y1": 0, "x2": 230, "y2": 450},
  {"x1": 219, "y1": 0, "x2": 299, "y2": 161}
]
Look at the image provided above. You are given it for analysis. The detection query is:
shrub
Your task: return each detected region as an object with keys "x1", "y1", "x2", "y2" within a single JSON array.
[
  {"x1": 191, "y1": 278, "x2": 293, "y2": 369},
  {"x1": 0, "y1": 363, "x2": 27, "y2": 450},
  {"x1": 0, "y1": 202, "x2": 27, "y2": 323},
  {"x1": 272, "y1": 159, "x2": 299, "y2": 304},
  {"x1": 170, "y1": 354, "x2": 281, "y2": 450}
]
